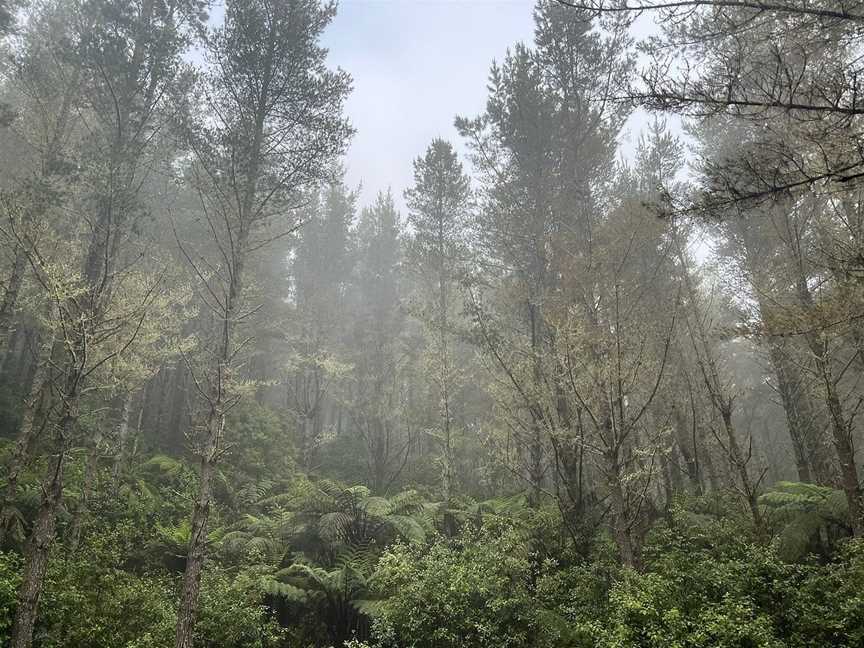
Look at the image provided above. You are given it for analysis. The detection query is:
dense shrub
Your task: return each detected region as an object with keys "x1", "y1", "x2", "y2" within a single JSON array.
[
  {"x1": 372, "y1": 519, "x2": 540, "y2": 648},
  {"x1": 1, "y1": 543, "x2": 283, "y2": 647},
  {"x1": 363, "y1": 509, "x2": 864, "y2": 648},
  {"x1": 571, "y1": 516, "x2": 864, "y2": 648}
]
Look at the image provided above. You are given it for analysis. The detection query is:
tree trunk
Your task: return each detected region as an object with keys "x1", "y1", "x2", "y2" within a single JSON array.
[
  {"x1": 174, "y1": 406, "x2": 221, "y2": 648},
  {"x1": 175, "y1": 216, "x2": 249, "y2": 646},
  {"x1": 67, "y1": 425, "x2": 103, "y2": 552},
  {"x1": 0, "y1": 248, "x2": 27, "y2": 344},
  {"x1": 719, "y1": 407, "x2": 762, "y2": 529},
  {"x1": 299, "y1": 414, "x2": 317, "y2": 469},
  {"x1": 439, "y1": 348, "x2": 454, "y2": 504},
  {"x1": 815, "y1": 350, "x2": 864, "y2": 536},
  {"x1": 526, "y1": 297, "x2": 545, "y2": 508},
  {"x1": 660, "y1": 451, "x2": 676, "y2": 518},
  {"x1": 112, "y1": 393, "x2": 136, "y2": 486},
  {"x1": 608, "y1": 451, "x2": 639, "y2": 569},
  {"x1": 673, "y1": 407, "x2": 703, "y2": 495},
  {"x1": 437, "y1": 225, "x2": 455, "y2": 504},
  {"x1": 794, "y1": 268, "x2": 864, "y2": 535},
  {"x1": 10, "y1": 390, "x2": 77, "y2": 648},
  {"x1": 768, "y1": 340, "x2": 825, "y2": 483},
  {"x1": 0, "y1": 334, "x2": 53, "y2": 544},
  {"x1": 667, "y1": 440, "x2": 684, "y2": 493},
  {"x1": 674, "y1": 228, "x2": 762, "y2": 528}
]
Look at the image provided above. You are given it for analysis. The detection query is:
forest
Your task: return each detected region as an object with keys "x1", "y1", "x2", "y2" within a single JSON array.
[{"x1": 0, "y1": 0, "x2": 863, "y2": 646}]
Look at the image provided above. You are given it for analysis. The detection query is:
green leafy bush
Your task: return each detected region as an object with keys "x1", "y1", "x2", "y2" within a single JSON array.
[
  {"x1": 0, "y1": 551, "x2": 22, "y2": 643},
  {"x1": 1, "y1": 545, "x2": 283, "y2": 648},
  {"x1": 594, "y1": 513, "x2": 864, "y2": 648},
  {"x1": 371, "y1": 519, "x2": 540, "y2": 648}
]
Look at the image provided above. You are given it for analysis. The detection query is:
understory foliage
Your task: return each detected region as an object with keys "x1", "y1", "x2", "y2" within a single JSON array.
[
  {"x1": 357, "y1": 508, "x2": 864, "y2": 648},
  {"x1": 3, "y1": 471, "x2": 864, "y2": 647}
]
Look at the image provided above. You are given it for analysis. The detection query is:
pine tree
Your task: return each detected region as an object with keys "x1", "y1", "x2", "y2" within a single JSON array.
[
  {"x1": 405, "y1": 138, "x2": 471, "y2": 503},
  {"x1": 173, "y1": 1, "x2": 352, "y2": 644}
]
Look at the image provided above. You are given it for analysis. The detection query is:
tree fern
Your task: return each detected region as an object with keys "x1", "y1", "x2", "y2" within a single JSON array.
[
  {"x1": 759, "y1": 481, "x2": 849, "y2": 560},
  {"x1": 140, "y1": 454, "x2": 188, "y2": 481}
]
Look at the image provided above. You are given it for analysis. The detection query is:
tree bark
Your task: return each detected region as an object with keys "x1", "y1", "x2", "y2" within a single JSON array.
[
  {"x1": 0, "y1": 334, "x2": 53, "y2": 545},
  {"x1": 673, "y1": 406, "x2": 703, "y2": 494},
  {"x1": 767, "y1": 340, "x2": 834, "y2": 483},
  {"x1": 526, "y1": 297, "x2": 546, "y2": 508},
  {"x1": 793, "y1": 267, "x2": 864, "y2": 535},
  {"x1": 719, "y1": 406, "x2": 762, "y2": 528},
  {"x1": 112, "y1": 393, "x2": 137, "y2": 486},
  {"x1": 68, "y1": 422, "x2": 105, "y2": 552},
  {"x1": 812, "y1": 346, "x2": 864, "y2": 536},
  {"x1": 174, "y1": 218, "x2": 249, "y2": 647},
  {"x1": 608, "y1": 448, "x2": 640, "y2": 569},
  {"x1": 10, "y1": 379, "x2": 78, "y2": 648},
  {"x1": 438, "y1": 245, "x2": 454, "y2": 504},
  {"x1": 0, "y1": 248, "x2": 27, "y2": 344},
  {"x1": 173, "y1": 405, "x2": 221, "y2": 648}
]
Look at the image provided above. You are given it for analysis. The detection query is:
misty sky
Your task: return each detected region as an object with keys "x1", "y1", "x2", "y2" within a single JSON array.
[
  {"x1": 322, "y1": 0, "x2": 534, "y2": 209},
  {"x1": 322, "y1": 0, "x2": 655, "y2": 211}
]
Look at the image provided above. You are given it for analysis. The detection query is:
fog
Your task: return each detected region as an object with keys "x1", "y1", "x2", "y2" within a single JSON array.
[{"x1": 1, "y1": 1, "x2": 862, "y2": 647}]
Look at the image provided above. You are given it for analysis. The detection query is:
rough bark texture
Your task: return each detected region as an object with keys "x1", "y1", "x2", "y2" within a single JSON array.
[
  {"x1": 10, "y1": 391, "x2": 77, "y2": 648},
  {"x1": 173, "y1": 407, "x2": 220, "y2": 648},
  {"x1": 174, "y1": 222, "x2": 250, "y2": 648}
]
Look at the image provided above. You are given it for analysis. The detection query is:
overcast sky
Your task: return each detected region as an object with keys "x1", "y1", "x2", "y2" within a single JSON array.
[
  {"x1": 321, "y1": 0, "x2": 534, "y2": 210},
  {"x1": 322, "y1": 0, "x2": 656, "y2": 212}
]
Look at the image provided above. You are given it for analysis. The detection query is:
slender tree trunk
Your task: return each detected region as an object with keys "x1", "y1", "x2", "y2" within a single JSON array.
[
  {"x1": 608, "y1": 449, "x2": 639, "y2": 569},
  {"x1": 702, "y1": 445, "x2": 720, "y2": 492},
  {"x1": 768, "y1": 341, "x2": 819, "y2": 483},
  {"x1": 68, "y1": 424, "x2": 104, "y2": 552},
  {"x1": 440, "y1": 366, "x2": 454, "y2": 504},
  {"x1": 553, "y1": 387, "x2": 586, "y2": 516},
  {"x1": 435, "y1": 207, "x2": 456, "y2": 501},
  {"x1": 10, "y1": 377, "x2": 78, "y2": 648},
  {"x1": 112, "y1": 393, "x2": 136, "y2": 485},
  {"x1": 527, "y1": 297, "x2": 545, "y2": 508},
  {"x1": 438, "y1": 250, "x2": 454, "y2": 503},
  {"x1": 0, "y1": 334, "x2": 53, "y2": 544},
  {"x1": 300, "y1": 414, "x2": 316, "y2": 469},
  {"x1": 527, "y1": 416, "x2": 544, "y2": 508},
  {"x1": 735, "y1": 219, "x2": 832, "y2": 485},
  {"x1": 667, "y1": 440, "x2": 684, "y2": 493},
  {"x1": 174, "y1": 404, "x2": 221, "y2": 648},
  {"x1": 719, "y1": 406, "x2": 762, "y2": 528},
  {"x1": 175, "y1": 219, "x2": 249, "y2": 647},
  {"x1": 660, "y1": 451, "x2": 676, "y2": 518},
  {"x1": 0, "y1": 248, "x2": 27, "y2": 343},
  {"x1": 814, "y1": 349, "x2": 864, "y2": 536},
  {"x1": 793, "y1": 267, "x2": 864, "y2": 535},
  {"x1": 673, "y1": 407, "x2": 702, "y2": 495}
]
